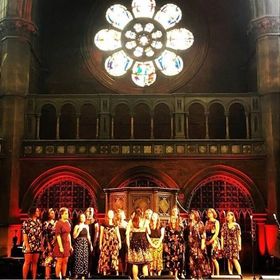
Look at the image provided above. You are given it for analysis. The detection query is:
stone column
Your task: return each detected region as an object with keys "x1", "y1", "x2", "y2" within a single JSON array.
[
  {"x1": 225, "y1": 113, "x2": 230, "y2": 139},
  {"x1": 249, "y1": 0, "x2": 280, "y2": 213},
  {"x1": 111, "y1": 116, "x2": 114, "y2": 139},
  {"x1": 174, "y1": 97, "x2": 185, "y2": 139},
  {"x1": 185, "y1": 113, "x2": 189, "y2": 139},
  {"x1": 96, "y1": 116, "x2": 99, "y2": 139},
  {"x1": 76, "y1": 115, "x2": 80, "y2": 139},
  {"x1": 150, "y1": 113, "x2": 154, "y2": 139},
  {"x1": 56, "y1": 115, "x2": 60, "y2": 139},
  {"x1": 99, "y1": 98, "x2": 111, "y2": 139},
  {"x1": 0, "y1": 0, "x2": 38, "y2": 256},
  {"x1": 36, "y1": 114, "x2": 40, "y2": 139},
  {"x1": 205, "y1": 111, "x2": 209, "y2": 139},
  {"x1": 130, "y1": 115, "x2": 134, "y2": 139}
]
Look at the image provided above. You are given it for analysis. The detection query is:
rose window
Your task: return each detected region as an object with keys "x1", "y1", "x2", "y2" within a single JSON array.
[{"x1": 94, "y1": 0, "x2": 194, "y2": 87}]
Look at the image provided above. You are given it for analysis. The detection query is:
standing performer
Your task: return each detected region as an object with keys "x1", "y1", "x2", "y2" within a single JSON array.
[
  {"x1": 22, "y1": 207, "x2": 43, "y2": 280},
  {"x1": 147, "y1": 212, "x2": 165, "y2": 276},
  {"x1": 205, "y1": 208, "x2": 221, "y2": 275},
  {"x1": 188, "y1": 210, "x2": 211, "y2": 279},
  {"x1": 42, "y1": 208, "x2": 56, "y2": 280},
  {"x1": 115, "y1": 209, "x2": 128, "y2": 275},
  {"x1": 127, "y1": 207, "x2": 152, "y2": 280},
  {"x1": 98, "y1": 209, "x2": 122, "y2": 276},
  {"x1": 85, "y1": 207, "x2": 99, "y2": 277},
  {"x1": 53, "y1": 207, "x2": 73, "y2": 279},
  {"x1": 164, "y1": 212, "x2": 185, "y2": 279},
  {"x1": 221, "y1": 211, "x2": 242, "y2": 276},
  {"x1": 73, "y1": 213, "x2": 92, "y2": 279}
]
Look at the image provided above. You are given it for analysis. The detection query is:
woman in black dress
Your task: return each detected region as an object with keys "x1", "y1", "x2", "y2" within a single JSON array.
[
  {"x1": 73, "y1": 213, "x2": 92, "y2": 279},
  {"x1": 115, "y1": 209, "x2": 128, "y2": 275},
  {"x1": 85, "y1": 207, "x2": 99, "y2": 277}
]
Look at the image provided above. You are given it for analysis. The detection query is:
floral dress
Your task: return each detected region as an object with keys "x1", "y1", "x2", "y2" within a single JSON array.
[
  {"x1": 42, "y1": 220, "x2": 56, "y2": 266},
  {"x1": 98, "y1": 224, "x2": 120, "y2": 274},
  {"x1": 164, "y1": 225, "x2": 185, "y2": 275},
  {"x1": 221, "y1": 222, "x2": 241, "y2": 260},
  {"x1": 188, "y1": 221, "x2": 211, "y2": 278},
  {"x1": 22, "y1": 218, "x2": 43, "y2": 253},
  {"x1": 205, "y1": 219, "x2": 221, "y2": 259}
]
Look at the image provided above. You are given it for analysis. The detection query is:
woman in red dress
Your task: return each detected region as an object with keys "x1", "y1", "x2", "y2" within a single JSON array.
[{"x1": 53, "y1": 207, "x2": 73, "y2": 279}]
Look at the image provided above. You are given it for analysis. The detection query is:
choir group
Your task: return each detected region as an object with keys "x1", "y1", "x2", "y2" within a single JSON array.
[{"x1": 21, "y1": 206, "x2": 242, "y2": 280}]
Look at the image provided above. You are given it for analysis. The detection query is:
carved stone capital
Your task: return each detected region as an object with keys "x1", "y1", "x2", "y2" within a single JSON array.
[
  {"x1": 249, "y1": 16, "x2": 280, "y2": 39},
  {"x1": 0, "y1": 18, "x2": 38, "y2": 41}
]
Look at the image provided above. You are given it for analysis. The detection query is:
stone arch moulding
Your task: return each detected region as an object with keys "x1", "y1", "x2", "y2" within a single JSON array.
[
  {"x1": 21, "y1": 165, "x2": 102, "y2": 212},
  {"x1": 181, "y1": 164, "x2": 265, "y2": 212},
  {"x1": 107, "y1": 166, "x2": 179, "y2": 190}
]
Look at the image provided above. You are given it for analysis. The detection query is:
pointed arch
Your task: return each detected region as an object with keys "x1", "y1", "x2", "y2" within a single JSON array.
[
  {"x1": 182, "y1": 165, "x2": 265, "y2": 213},
  {"x1": 21, "y1": 165, "x2": 102, "y2": 212},
  {"x1": 108, "y1": 166, "x2": 179, "y2": 189}
]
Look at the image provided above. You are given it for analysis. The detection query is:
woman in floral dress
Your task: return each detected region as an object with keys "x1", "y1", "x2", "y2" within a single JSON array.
[
  {"x1": 221, "y1": 211, "x2": 242, "y2": 275},
  {"x1": 188, "y1": 210, "x2": 211, "y2": 279},
  {"x1": 42, "y1": 208, "x2": 56, "y2": 279},
  {"x1": 164, "y1": 213, "x2": 185, "y2": 279},
  {"x1": 147, "y1": 212, "x2": 165, "y2": 276},
  {"x1": 205, "y1": 208, "x2": 221, "y2": 276},
  {"x1": 98, "y1": 209, "x2": 121, "y2": 276},
  {"x1": 22, "y1": 207, "x2": 43, "y2": 280}
]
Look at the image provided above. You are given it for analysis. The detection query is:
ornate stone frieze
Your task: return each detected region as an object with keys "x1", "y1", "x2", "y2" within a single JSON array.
[
  {"x1": 0, "y1": 18, "x2": 37, "y2": 41},
  {"x1": 249, "y1": 16, "x2": 280, "y2": 38}
]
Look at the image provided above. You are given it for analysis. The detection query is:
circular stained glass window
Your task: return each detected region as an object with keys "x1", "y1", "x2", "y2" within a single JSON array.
[
  {"x1": 83, "y1": 0, "x2": 208, "y2": 93},
  {"x1": 94, "y1": 0, "x2": 194, "y2": 87}
]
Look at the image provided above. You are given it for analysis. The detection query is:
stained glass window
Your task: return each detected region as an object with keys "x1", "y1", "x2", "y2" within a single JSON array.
[
  {"x1": 105, "y1": 50, "x2": 133, "y2": 76},
  {"x1": 94, "y1": 0, "x2": 194, "y2": 87},
  {"x1": 132, "y1": 0, "x2": 156, "y2": 18},
  {"x1": 132, "y1": 61, "x2": 156, "y2": 87}
]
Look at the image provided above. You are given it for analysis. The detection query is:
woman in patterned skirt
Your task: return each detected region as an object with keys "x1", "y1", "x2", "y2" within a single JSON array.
[
  {"x1": 127, "y1": 207, "x2": 152, "y2": 280},
  {"x1": 188, "y1": 210, "x2": 211, "y2": 279},
  {"x1": 98, "y1": 209, "x2": 122, "y2": 276},
  {"x1": 205, "y1": 208, "x2": 221, "y2": 276},
  {"x1": 42, "y1": 208, "x2": 56, "y2": 279},
  {"x1": 221, "y1": 211, "x2": 242, "y2": 275},
  {"x1": 73, "y1": 213, "x2": 92, "y2": 279},
  {"x1": 147, "y1": 212, "x2": 165, "y2": 276}
]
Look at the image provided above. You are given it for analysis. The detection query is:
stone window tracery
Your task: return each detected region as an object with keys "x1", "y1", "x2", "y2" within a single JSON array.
[{"x1": 94, "y1": 0, "x2": 194, "y2": 87}]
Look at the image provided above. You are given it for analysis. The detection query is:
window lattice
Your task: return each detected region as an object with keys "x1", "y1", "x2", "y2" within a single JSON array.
[
  {"x1": 186, "y1": 176, "x2": 254, "y2": 233},
  {"x1": 123, "y1": 177, "x2": 166, "y2": 188},
  {"x1": 187, "y1": 178, "x2": 254, "y2": 211},
  {"x1": 34, "y1": 180, "x2": 95, "y2": 213}
]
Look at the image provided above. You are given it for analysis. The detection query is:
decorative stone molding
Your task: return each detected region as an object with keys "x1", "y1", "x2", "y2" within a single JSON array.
[
  {"x1": 0, "y1": 18, "x2": 38, "y2": 41},
  {"x1": 249, "y1": 16, "x2": 280, "y2": 39},
  {"x1": 22, "y1": 140, "x2": 266, "y2": 157}
]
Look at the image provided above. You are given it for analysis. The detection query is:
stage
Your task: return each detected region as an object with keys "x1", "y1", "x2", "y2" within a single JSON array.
[{"x1": 0, "y1": 257, "x2": 279, "y2": 279}]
